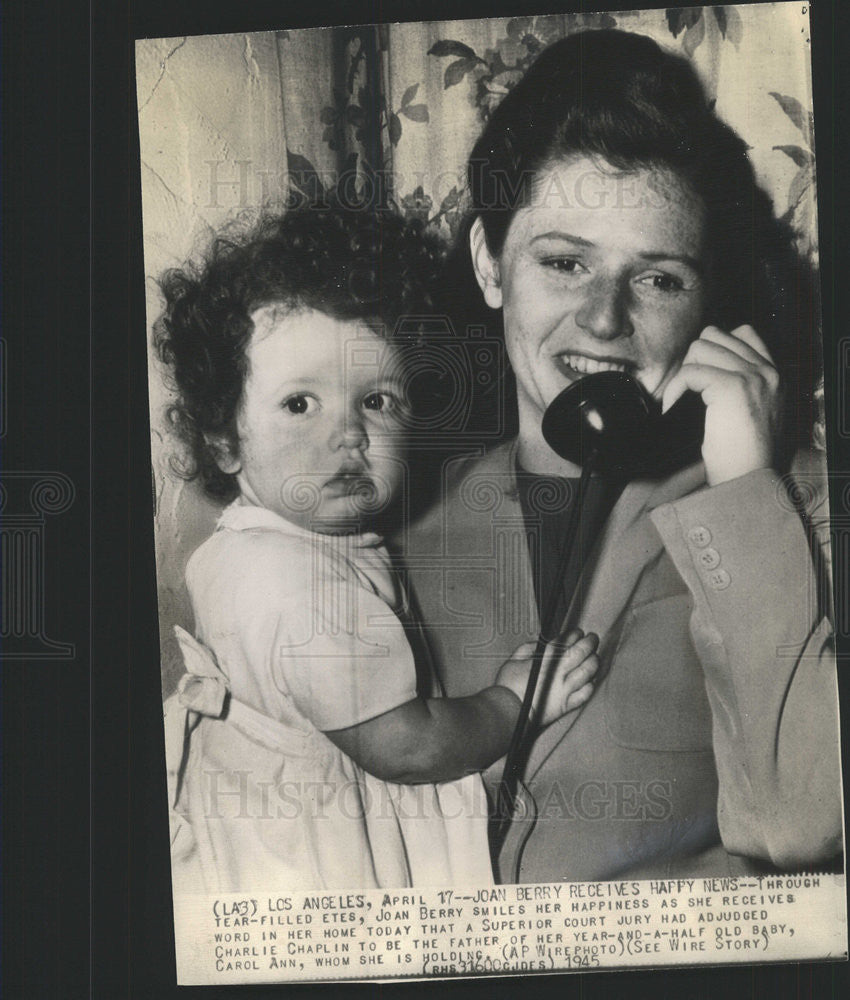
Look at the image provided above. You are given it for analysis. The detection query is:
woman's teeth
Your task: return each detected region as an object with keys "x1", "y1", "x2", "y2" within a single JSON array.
[{"x1": 558, "y1": 353, "x2": 628, "y2": 375}]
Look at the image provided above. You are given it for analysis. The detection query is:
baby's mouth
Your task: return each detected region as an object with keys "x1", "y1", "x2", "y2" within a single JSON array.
[
  {"x1": 323, "y1": 470, "x2": 377, "y2": 501},
  {"x1": 554, "y1": 352, "x2": 633, "y2": 377}
]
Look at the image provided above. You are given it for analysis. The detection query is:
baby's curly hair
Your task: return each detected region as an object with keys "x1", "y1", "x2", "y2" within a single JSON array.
[{"x1": 155, "y1": 203, "x2": 446, "y2": 502}]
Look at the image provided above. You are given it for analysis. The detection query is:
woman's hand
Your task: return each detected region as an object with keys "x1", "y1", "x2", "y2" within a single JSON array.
[
  {"x1": 661, "y1": 325, "x2": 782, "y2": 487},
  {"x1": 496, "y1": 629, "x2": 599, "y2": 727}
]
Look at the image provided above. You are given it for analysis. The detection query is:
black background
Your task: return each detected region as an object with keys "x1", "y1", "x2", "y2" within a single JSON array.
[{"x1": 2, "y1": 1, "x2": 848, "y2": 997}]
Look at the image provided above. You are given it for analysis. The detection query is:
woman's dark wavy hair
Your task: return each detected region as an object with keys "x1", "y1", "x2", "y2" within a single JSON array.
[
  {"x1": 155, "y1": 202, "x2": 446, "y2": 501},
  {"x1": 451, "y1": 28, "x2": 818, "y2": 459}
]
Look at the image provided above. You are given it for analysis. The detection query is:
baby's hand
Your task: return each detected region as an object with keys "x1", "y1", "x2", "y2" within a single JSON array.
[{"x1": 496, "y1": 629, "x2": 599, "y2": 727}]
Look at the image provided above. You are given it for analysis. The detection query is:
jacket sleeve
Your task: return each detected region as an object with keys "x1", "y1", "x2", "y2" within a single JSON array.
[{"x1": 649, "y1": 458, "x2": 843, "y2": 868}]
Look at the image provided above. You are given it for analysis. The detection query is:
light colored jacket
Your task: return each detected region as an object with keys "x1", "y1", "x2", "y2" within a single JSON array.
[{"x1": 404, "y1": 441, "x2": 841, "y2": 882}]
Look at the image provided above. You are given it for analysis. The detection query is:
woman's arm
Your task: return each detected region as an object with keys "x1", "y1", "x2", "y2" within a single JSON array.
[
  {"x1": 326, "y1": 633, "x2": 599, "y2": 784},
  {"x1": 660, "y1": 324, "x2": 841, "y2": 867},
  {"x1": 651, "y1": 459, "x2": 841, "y2": 868}
]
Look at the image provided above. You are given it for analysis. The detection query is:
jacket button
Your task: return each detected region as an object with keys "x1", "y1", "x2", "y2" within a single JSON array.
[
  {"x1": 688, "y1": 525, "x2": 712, "y2": 548},
  {"x1": 707, "y1": 568, "x2": 731, "y2": 590},
  {"x1": 697, "y1": 547, "x2": 721, "y2": 570}
]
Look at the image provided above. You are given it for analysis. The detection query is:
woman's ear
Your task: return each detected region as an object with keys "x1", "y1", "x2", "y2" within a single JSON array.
[
  {"x1": 205, "y1": 434, "x2": 241, "y2": 475},
  {"x1": 469, "y1": 217, "x2": 503, "y2": 310}
]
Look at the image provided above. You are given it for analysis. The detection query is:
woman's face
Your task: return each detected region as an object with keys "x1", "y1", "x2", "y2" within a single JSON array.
[{"x1": 473, "y1": 156, "x2": 709, "y2": 439}]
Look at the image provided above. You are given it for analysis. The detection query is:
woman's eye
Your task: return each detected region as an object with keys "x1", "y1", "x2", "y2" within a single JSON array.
[
  {"x1": 282, "y1": 394, "x2": 317, "y2": 415},
  {"x1": 639, "y1": 272, "x2": 685, "y2": 293},
  {"x1": 363, "y1": 392, "x2": 394, "y2": 413},
  {"x1": 542, "y1": 257, "x2": 585, "y2": 274}
]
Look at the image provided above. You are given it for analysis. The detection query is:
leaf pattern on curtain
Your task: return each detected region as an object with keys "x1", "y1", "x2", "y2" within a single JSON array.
[
  {"x1": 138, "y1": 8, "x2": 824, "y2": 689},
  {"x1": 273, "y1": 8, "x2": 823, "y2": 447},
  {"x1": 428, "y1": 13, "x2": 616, "y2": 123},
  {"x1": 144, "y1": 9, "x2": 819, "y2": 454},
  {"x1": 279, "y1": 9, "x2": 815, "y2": 264},
  {"x1": 769, "y1": 91, "x2": 817, "y2": 258}
]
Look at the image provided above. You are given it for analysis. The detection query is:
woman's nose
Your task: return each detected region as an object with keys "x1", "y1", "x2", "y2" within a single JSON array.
[{"x1": 575, "y1": 275, "x2": 634, "y2": 340}]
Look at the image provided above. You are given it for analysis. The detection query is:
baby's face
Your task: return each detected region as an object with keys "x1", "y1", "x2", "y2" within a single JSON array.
[{"x1": 224, "y1": 305, "x2": 408, "y2": 533}]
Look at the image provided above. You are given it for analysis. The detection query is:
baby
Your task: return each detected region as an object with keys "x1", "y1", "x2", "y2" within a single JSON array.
[{"x1": 157, "y1": 204, "x2": 599, "y2": 893}]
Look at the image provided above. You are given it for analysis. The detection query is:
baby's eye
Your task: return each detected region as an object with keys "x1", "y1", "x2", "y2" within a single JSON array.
[
  {"x1": 638, "y1": 272, "x2": 685, "y2": 294},
  {"x1": 363, "y1": 392, "x2": 395, "y2": 413},
  {"x1": 281, "y1": 394, "x2": 318, "y2": 415}
]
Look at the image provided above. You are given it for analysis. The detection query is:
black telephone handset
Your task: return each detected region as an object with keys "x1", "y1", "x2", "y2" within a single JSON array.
[
  {"x1": 541, "y1": 370, "x2": 706, "y2": 478},
  {"x1": 493, "y1": 371, "x2": 706, "y2": 851}
]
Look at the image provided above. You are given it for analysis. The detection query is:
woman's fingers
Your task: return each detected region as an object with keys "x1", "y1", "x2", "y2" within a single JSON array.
[
  {"x1": 662, "y1": 325, "x2": 779, "y2": 415},
  {"x1": 663, "y1": 355, "x2": 764, "y2": 414},
  {"x1": 678, "y1": 339, "x2": 780, "y2": 404},
  {"x1": 724, "y1": 323, "x2": 775, "y2": 364},
  {"x1": 684, "y1": 338, "x2": 779, "y2": 384},
  {"x1": 698, "y1": 325, "x2": 775, "y2": 367},
  {"x1": 660, "y1": 324, "x2": 782, "y2": 485},
  {"x1": 663, "y1": 361, "x2": 750, "y2": 410}
]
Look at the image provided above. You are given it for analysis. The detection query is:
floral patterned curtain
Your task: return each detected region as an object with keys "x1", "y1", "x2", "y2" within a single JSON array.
[
  {"x1": 136, "y1": 4, "x2": 820, "y2": 689},
  {"x1": 274, "y1": 7, "x2": 815, "y2": 257}
]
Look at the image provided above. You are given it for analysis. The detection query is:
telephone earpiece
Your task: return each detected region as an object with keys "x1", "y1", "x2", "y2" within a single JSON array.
[{"x1": 541, "y1": 371, "x2": 705, "y2": 478}]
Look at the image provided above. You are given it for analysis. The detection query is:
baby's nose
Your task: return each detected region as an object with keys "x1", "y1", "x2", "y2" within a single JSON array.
[{"x1": 331, "y1": 415, "x2": 368, "y2": 452}]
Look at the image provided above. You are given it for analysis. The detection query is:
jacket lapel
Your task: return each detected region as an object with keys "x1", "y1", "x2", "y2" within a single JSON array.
[
  {"x1": 524, "y1": 461, "x2": 707, "y2": 778},
  {"x1": 485, "y1": 444, "x2": 706, "y2": 650}
]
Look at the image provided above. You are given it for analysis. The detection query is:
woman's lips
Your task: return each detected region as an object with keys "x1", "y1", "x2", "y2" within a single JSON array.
[{"x1": 554, "y1": 352, "x2": 634, "y2": 376}]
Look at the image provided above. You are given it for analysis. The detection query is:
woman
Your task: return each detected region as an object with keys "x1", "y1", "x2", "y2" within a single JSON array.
[{"x1": 406, "y1": 29, "x2": 841, "y2": 883}]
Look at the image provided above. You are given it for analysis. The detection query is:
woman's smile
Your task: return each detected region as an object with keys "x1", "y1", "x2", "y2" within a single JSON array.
[
  {"x1": 553, "y1": 351, "x2": 634, "y2": 377},
  {"x1": 472, "y1": 156, "x2": 709, "y2": 473}
]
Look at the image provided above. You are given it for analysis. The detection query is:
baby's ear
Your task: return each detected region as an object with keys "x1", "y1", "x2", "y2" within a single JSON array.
[{"x1": 205, "y1": 434, "x2": 241, "y2": 475}]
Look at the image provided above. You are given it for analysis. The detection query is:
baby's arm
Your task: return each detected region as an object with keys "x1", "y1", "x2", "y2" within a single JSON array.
[{"x1": 325, "y1": 631, "x2": 598, "y2": 784}]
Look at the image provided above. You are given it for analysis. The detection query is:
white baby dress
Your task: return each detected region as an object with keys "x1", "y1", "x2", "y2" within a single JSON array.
[{"x1": 164, "y1": 498, "x2": 493, "y2": 894}]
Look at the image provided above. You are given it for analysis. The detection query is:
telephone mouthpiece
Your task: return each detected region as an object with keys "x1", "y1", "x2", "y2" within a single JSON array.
[{"x1": 541, "y1": 371, "x2": 653, "y2": 477}]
